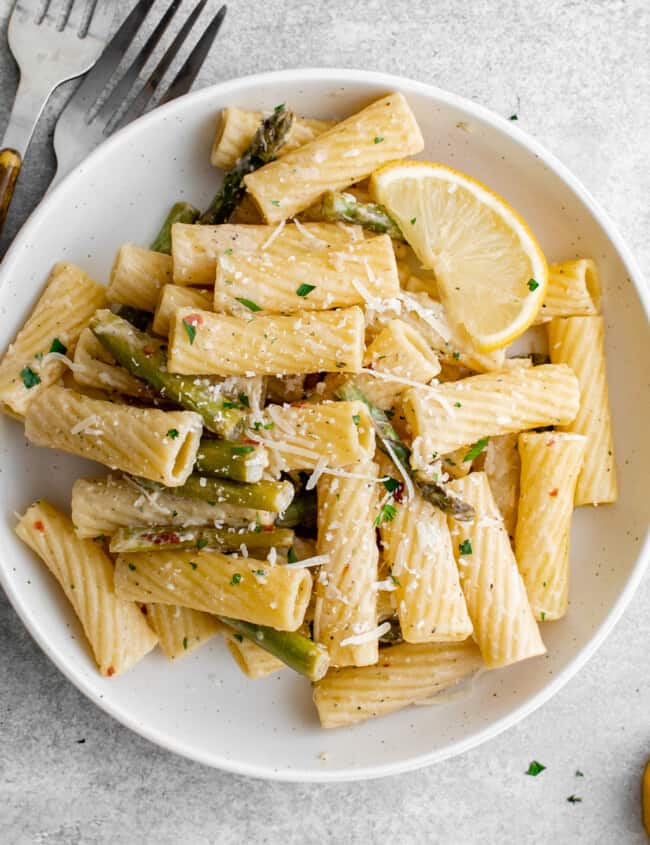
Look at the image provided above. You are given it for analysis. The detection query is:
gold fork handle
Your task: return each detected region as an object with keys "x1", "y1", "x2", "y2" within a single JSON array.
[{"x1": 0, "y1": 148, "x2": 22, "y2": 237}]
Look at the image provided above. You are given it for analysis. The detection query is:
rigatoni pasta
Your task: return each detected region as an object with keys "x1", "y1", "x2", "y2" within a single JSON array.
[
  {"x1": 0, "y1": 262, "x2": 106, "y2": 418},
  {"x1": 144, "y1": 603, "x2": 222, "y2": 659},
  {"x1": 535, "y1": 259, "x2": 601, "y2": 323},
  {"x1": 25, "y1": 386, "x2": 203, "y2": 486},
  {"x1": 16, "y1": 501, "x2": 157, "y2": 676},
  {"x1": 107, "y1": 243, "x2": 173, "y2": 311},
  {"x1": 547, "y1": 316, "x2": 617, "y2": 505},
  {"x1": 515, "y1": 432, "x2": 586, "y2": 620},
  {"x1": 168, "y1": 306, "x2": 365, "y2": 376},
  {"x1": 114, "y1": 549, "x2": 312, "y2": 630},
  {"x1": 211, "y1": 107, "x2": 334, "y2": 169},
  {"x1": 152, "y1": 285, "x2": 213, "y2": 337},
  {"x1": 447, "y1": 472, "x2": 546, "y2": 669},
  {"x1": 244, "y1": 93, "x2": 424, "y2": 222}
]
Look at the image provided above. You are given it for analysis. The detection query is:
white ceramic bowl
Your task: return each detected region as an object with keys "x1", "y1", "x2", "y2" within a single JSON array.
[{"x1": 1, "y1": 69, "x2": 648, "y2": 782}]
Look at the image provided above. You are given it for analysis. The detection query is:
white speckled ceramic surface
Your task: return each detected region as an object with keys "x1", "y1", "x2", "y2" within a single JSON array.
[{"x1": 1, "y1": 1, "x2": 649, "y2": 841}]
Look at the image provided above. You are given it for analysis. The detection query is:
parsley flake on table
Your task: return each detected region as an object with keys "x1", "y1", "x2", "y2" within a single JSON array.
[
  {"x1": 236, "y1": 297, "x2": 262, "y2": 312},
  {"x1": 463, "y1": 437, "x2": 489, "y2": 462},
  {"x1": 296, "y1": 283, "x2": 316, "y2": 298},
  {"x1": 509, "y1": 114, "x2": 518, "y2": 121},
  {"x1": 458, "y1": 539, "x2": 473, "y2": 556},
  {"x1": 20, "y1": 366, "x2": 41, "y2": 389},
  {"x1": 526, "y1": 760, "x2": 546, "y2": 776},
  {"x1": 575, "y1": 770, "x2": 584, "y2": 777},
  {"x1": 566, "y1": 795, "x2": 582, "y2": 803}
]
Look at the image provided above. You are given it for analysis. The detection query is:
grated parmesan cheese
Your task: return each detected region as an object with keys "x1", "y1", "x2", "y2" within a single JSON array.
[{"x1": 339, "y1": 621, "x2": 391, "y2": 647}]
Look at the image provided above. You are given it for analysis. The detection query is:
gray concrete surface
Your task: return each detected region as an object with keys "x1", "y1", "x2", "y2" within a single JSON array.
[{"x1": 1, "y1": 1, "x2": 649, "y2": 842}]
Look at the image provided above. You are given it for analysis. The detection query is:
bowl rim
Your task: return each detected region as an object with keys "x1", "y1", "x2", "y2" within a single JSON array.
[{"x1": 1, "y1": 66, "x2": 648, "y2": 782}]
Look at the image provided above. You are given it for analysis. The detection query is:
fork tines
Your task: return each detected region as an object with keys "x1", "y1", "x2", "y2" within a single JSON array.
[{"x1": 72, "y1": 0, "x2": 227, "y2": 136}]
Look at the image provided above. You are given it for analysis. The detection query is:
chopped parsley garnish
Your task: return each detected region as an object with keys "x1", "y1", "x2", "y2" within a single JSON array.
[
  {"x1": 190, "y1": 561, "x2": 198, "y2": 570},
  {"x1": 233, "y1": 445, "x2": 255, "y2": 455},
  {"x1": 222, "y1": 400, "x2": 244, "y2": 409},
  {"x1": 236, "y1": 297, "x2": 262, "y2": 312},
  {"x1": 196, "y1": 538, "x2": 209, "y2": 550},
  {"x1": 20, "y1": 367, "x2": 41, "y2": 389},
  {"x1": 374, "y1": 502, "x2": 397, "y2": 527},
  {"x1": 49, "y1": 337, "x2": 67, "y2": 355},
  {"x1": 182, "y1": 637, "x2": 188, "y2": 650},
  {"x1": 128, "y1": 563, "x2": 137, "y2": 571},
  {"x1": 540, "y1": 611, "x2": 546, "y2": 621},
  {"x1": 234, "y1": 633, "x2": 244, "y2": 642},
  {"x1": 383, "y1": 477, "x2": 401, "y2": 493},
  {"x1": 388, "y1": 566, "x2": 401, "y2": 587},
  {"x1": 566, "y1": 795, "x2": 582, "y2": 804},
  {"x1": 509, "y1": 114, "x2": 518, "y2": 121},
  {"x1": 287, "y1": 546, "x2": 298, "y2": 564},
  {"x1": 458, "y1": 539, "x2": 473, "y2": 556},
  {"x1": 373, "y1": 135, "x2": 384, "y2": 144},
  {"x1": 271, "y1": 200, "x2": 281, "y2": 207},
  {"x1": 253, "y1": 569, "x2": 267, "y2": 577},
  {"x1": 230, "y1": 573, "x2": 243, "y2": 585},
  {"x1": 575, "y1": 770, "x2": 584, "y2": 777},
  {"x1": 238, "y1": 392, "x2": 250, "y2": 407},
  {"x1": 454, "y1": 401, "x2": 462, "y2": 408},
  {"x1": 352, "y1": 414, "x2": 361, "y2": 426},
  {"x1": 296, "y1": 283, "x2": 316, "y2": 298},
  {"x1": 527, "y1": 278, "x2": 540, "y2": 292},
  {"x1": 274, "y1": 103, "x2": 285, "y2": 113},
  {"x1": 224, "y1": 248, "x2": 233, "y2": 255},
  {"x1": 452, "y1": 351, "x2": 461, "y2": 360},
  {"x1": 253, "y1": 421, "x2": 274, "y2": 431},
  {"x1": 410, "y1": 217, "x2": 417, "y2": 225},
  {"x1": 525, "y1": 760, "x2": 546, "y2": 776},
  {"x1": 463, "y1": 437, "x2": 489, "y2": 462},
  {"x1": 166, "y1": 428, "x2": 179, "y2": 439},
  {"x1": 182, "y1": 319, "x2": 196, "y2": 345},
  {"x1": 335, "y1": 361, "x2": 347, "y2": 369}
]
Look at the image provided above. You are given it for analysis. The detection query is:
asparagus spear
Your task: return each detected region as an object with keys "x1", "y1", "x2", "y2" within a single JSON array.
[
  {"x1": 334, "y1": 380, "x2": 474, "y2": 521},
  {"x1": 109, "y1": 524, "x2": 294, "y2": 554},
  {"x1": 90, "y1": 310, "x2": 245, "y2": 437},
  {"x1": 320, "y1": 191, "x2": 405, "y2": 240},
  {"x1": 196, "y1": 438, "x2": 268, "y2": 483},
  {"x1": 219, "y1": 617, "x2": 329, "y2": 681},
  {"x1": 200, "y1": 105, "x2": 295, "y2": 225},
  {"x1": 140, "y1": 474, "x2": 295, "y2": 513},
  {"x1": 275, "y1": 492, "x2": 317, "y2": 530},
  {"x1": 150, "y1": 201, "x2": 200, "y2": 254}
]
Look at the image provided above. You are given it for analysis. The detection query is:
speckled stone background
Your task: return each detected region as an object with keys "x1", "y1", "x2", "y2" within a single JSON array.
[{"x1": 0, "y1": 1, "x2": 649, "y2": 842}]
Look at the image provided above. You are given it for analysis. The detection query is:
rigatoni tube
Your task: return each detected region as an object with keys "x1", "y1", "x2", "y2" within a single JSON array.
[
  {"x1": 214, "y1": 232, "x2": 399, "y2": 316},
  {"x1": 144, "y1": 603, "x2": 221, "y2": 660},
  {"x1": 403, "y1": 364, "x2": 580, "y2": 461},
  {"x1": 25, "y1": 386, "x2": 203, "y2": 486},
  {"x1": 515, "y1": 432, "x2": 587, "y2": 620},
  {"x1": 168, "y1": 306, "x2": 365, "y2": 376},
  {"x1": 244, "y1": 92, "x2": 424, "y2": 223},
  {"x1": 313, "y1": 640, "x2": 482, "y2": 728},
  {"x1": 315, "y1": 462, "x2": 379, "y2": 667},
  {"x1": 0, "y1": 262, "x2": 106, "y2": 418},
  {"x1": 152, "y1": 285, "x2": 212, "y2": 337},
  {"x1": 71, "y1": 475, "x2": 275, "y2": 539},
  {"x1": 107, "y1": 243, "x2": 173, "y2": 311},
  {"x1": 16, "y1": 501, "x2": 157, "y2": 676},
  {"x1": 447, "y1": 472, "x2": 545, "y2": 669},
  {"x1": 114, "y1": 549, "x2": 312, "y2": 631}
]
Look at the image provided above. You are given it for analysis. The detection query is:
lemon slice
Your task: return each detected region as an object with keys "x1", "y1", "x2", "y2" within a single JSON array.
[{"x1": 370, "y1": 161, "x2": 548, "y2": 352}]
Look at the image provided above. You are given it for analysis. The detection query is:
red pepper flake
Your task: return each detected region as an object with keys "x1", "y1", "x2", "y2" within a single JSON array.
[
  {"x1": 549, "y1": 488, "x2": 559, "y2": 497},
  {"x1": 392, "y1": 482, "x2": 405, "y2": 503},
  {"x1": 262, "y1": 524, "x2": 275, "y2": 532},
  {"x1": 546, "y1": 438, "x2": 555, "y2": 447},
  {"x1": 242, "y1": 438, "x2": 258, "y2": 445},
  {"x1": 185, "y1": 313, "x2": 204, "y2": 327},
  {"x1": 144, "y1": 530, "x2": 181, "y2": 545},
  {"x1": 142, "y1": 344, "x2": 155, "y2": 356},
  {"x1": 106, "y1": 666, "x2": 115, "y2": 677},
  {"x1": 34, "y1": 521, "x2": 45, "y2": 532}
]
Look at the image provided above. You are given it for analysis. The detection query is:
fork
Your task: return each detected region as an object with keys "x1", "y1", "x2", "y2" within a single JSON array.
[
  {"x1": 0, "y1": 0, "x2": 114, "y2": 234},
  {"x1": 51, "y1": 0, "x2": 228, "y2": 187}
]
